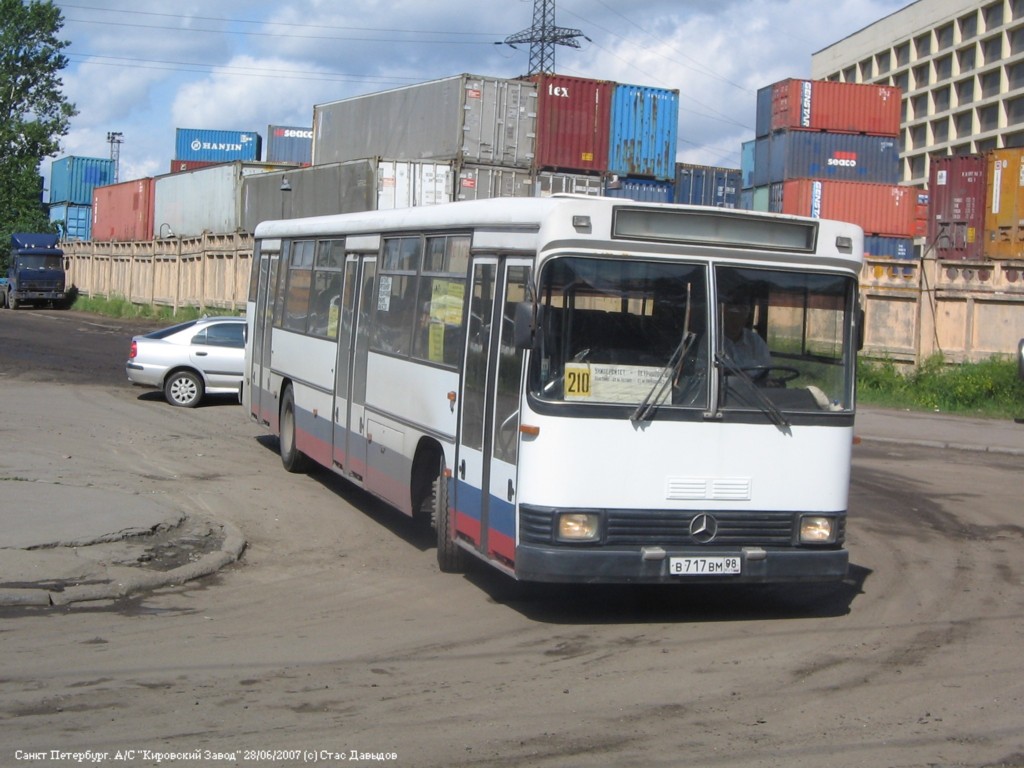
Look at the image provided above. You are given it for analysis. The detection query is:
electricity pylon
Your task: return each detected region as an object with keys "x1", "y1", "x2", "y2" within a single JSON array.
[{"x1": 503, "y1": 0, "x2": 589, "y2": 75}]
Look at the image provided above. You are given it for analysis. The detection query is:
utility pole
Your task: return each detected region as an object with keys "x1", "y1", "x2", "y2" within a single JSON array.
[
  {"x1": 106, "y1": 132, "x2": 124, "y2": 183},
  {"x1": 503, "y1": 0, "x2": 589, "y2": 76}
]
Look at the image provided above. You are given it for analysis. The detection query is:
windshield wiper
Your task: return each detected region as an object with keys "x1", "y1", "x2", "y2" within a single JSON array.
[
  {"x1": 714, "y1": 352, "x2": 791, "y2": 432},
  {"x1": 630, "y1": 330, "x2": 695, "y2": 423}
]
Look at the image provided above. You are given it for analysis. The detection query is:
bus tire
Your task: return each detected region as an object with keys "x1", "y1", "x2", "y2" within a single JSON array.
[
  {"x1": 280, "y1": 385, "x2": 311, "y2": 474},
  {"x1": 433, "y1": 458, "x2": 466, "y2": 573}
]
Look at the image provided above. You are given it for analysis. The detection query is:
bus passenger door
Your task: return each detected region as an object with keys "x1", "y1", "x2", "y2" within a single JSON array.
[
  {"x1": 250, "y1": 248, "x2": 279, "y2": 427},
  {"x1": 456, "y1": 258, "x2": 530, "y2": 567},
  {"x1": 333, "y1": 255, "x2": 375, "y2": 484}
]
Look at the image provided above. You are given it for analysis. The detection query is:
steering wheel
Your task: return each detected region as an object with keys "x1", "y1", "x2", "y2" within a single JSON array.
[{"x1": 737, "y1": 365, "x2": 800, "y2": 385}]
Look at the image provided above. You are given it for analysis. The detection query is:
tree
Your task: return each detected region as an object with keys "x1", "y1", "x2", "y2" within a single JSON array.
[{"x1": 0, "y1": 0, "x2": 77, "y2": 268}]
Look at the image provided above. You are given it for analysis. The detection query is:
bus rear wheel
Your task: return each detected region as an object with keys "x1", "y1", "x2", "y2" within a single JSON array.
[
  {"x1": 280, "y1": 385, "x2": 311, "y2": 474},
  {"x1": 433, "y1": 458, "x2": 466, "y2": 573}
]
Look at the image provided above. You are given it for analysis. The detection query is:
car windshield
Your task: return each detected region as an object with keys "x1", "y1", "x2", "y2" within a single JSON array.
[
  {"x1": 528, "y1": 255, "x2": 857, "y2": 419},
  {"x1": 15, "y1": 255, "x2": 63, "y2": 271}
]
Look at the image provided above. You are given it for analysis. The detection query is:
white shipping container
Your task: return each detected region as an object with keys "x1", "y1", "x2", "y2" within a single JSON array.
[
  {"x1": 376, "y1": 160, "x2": 455, "y2": 209},
  {"x1": 455, "y1": 165, "x2": 533, "y2": 201},
  {"x1": 534, "y1": 171, "x2": 605, "y2": 197},
  {"x1": 313, "y1": 74, "x2": 537, "y2": 169}
]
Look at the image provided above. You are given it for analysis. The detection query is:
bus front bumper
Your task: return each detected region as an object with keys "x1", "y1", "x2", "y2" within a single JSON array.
[{"x1": 513, "y1": 544, "x2": 849, "y2": 584}]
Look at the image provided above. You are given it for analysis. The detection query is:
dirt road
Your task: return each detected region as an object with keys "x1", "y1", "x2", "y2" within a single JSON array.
[{"x1": 1, "y1": 309, "x2": 1022, "y2": 767}]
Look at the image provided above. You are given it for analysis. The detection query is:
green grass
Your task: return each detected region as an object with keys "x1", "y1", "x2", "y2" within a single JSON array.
[
  {"x1": 68, "y1": 291, "x2": 243, "y2": 323},
  {"x1": 858, "y1": 354, "x2": 1024, "y2": 419}
]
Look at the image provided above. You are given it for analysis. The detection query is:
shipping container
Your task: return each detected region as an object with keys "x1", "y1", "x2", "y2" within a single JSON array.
[
  {"x1": 604, "y1": 177, "x2": 674, "y2": 203},
  {"x1": 928, "y1": 154, "x2": 986, "y2": 261},
  {"x1": 739, "y1": 188, "x2": 754, "y2": 211},
  {"x1": 531, "y1": 73, "x2": 612, "y2": 175},
  {"x1": 750, "y1": 186, "x2": 770, "y2": 212},
  {"x1": 241, "y1": 160, "x2": 378, "y2": 234},
  {"x1": 170, "y1": 159, "x2": 221, "y2": 174},
  {"x1": 454, "y1": 164, "x2": 533, "y2": 201},
  {"x1": 778, "y1": 179, "x2": 916, "y2": 237},
  {"x1": 266, "y1": 125, "x2": 313, "y2": 165},
  {"x1": 156, "y1": 162, "x2": 292, "y2": 238},
  {"x1": 674, "y1": 164, "x2": 740, "y2": 207},
  {"x1": 376, "y1": 160, "x2": 454, "y2": 209},
  {"x1": 313, "y1": 75, "x2": 537, "y2": 169},
  {"x1": 174, "y1": 128, "x2": 262, "y2": 163},
  {"x1": 740, "y1": 140, "x2": 756, "y2": 189},
  {"x1": 49, "y1": 156, "x2": 115, "y2": 205},
  {"x1": 91, "y1": 178, "x2": 156, "y2": 242},
  {"x1": 49, "y1": 203, "x2": 91, "y2": 241},
  {"x1": 607, "y1": 83, "x2": 679, "y2": 180},
  {"x1": 864, "y1": 235, "x2": 915, "y2": 260},
  {"x1": 985, "y1": 148, "x2": 1024, "y2": 260},
  {"x1": 533, "y1": 170, "x2": 605, "y2": 197},
  {"x1": 751, "y1": 131, "x2": 900, "y2": 187},
  {"x1": 756, "y1": 79, "x2": 901, "y2": 137}
]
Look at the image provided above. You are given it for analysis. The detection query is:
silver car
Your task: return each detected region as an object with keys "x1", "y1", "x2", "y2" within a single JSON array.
[{"x1": 126, "y1": 316, "x2": 246, "y2": 407}]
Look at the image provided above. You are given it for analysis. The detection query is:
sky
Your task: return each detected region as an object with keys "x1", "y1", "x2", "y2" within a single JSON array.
[{"x1": 50, "y1": 0, "x2": 911, "y2": 193}]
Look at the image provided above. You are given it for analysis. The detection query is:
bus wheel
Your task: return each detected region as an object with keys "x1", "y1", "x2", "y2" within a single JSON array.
[
  {"x1": 433, "y1": 458, "x2": 466, "y2": 573},
  {"x1": 280, "y1": 385, "x2": 311, "y2": 474}
]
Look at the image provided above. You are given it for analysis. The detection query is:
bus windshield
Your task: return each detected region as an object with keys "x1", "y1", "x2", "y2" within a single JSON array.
[{"x1": 529, "y1": 256, "x2": 857, "y2": 418}]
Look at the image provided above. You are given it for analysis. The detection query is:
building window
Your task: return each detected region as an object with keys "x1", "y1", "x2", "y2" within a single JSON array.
[
  {"x1": 912, "y1": 63, "x2": 931, "y2": 89},
  {"x1": 910, "y1": 124, "x2": 928, "y2": 150},
  {"x1": 910, "y1": 155, "x2": 926, "y2": 180},
  {"x1": 934, "y1": 54, "x2": 954, "y2": 80},
  {"x1": 978, "y1": 104, "x2": 999, "y2": 132},
  {"x1": 953, "y1": 111, "x2": 974, "y2": 139},
  {"x1": 982, "y1": 35, "x2": 1004, "y2": 63},
  {"x1": 876, "y1": 50, "x2": 891, "y2": 75},
  {"x1": 842, "y1": 66, "x2": 857, "y2": 83},
  {"x1": 959, "y1": 11, "x2": 978, "y2": 41},
  {"x1": 980, "y1": 69, "x2": 1002, "y2": 98},
  {"x1": 932, "y1": 116, "x2": 950, "y2": 143},
  {"x1": 955, "y1": 78, "x2": 975, "y2": 106},
  {"x1": 1012, "y1": 0, "x2": 1024, "y2": 22},
  {"x1": 893, "y1": 70, "x2": 909, "y2": 93},
  {"x1": 936, "y1": 23, "x2": 955, "y2": 50},
  {"x1": 1011, "y1": 27, "x2": 1024, "y2": 56},
  {"x1": 1006, "y1": 95, "x2": 1024, "y2": 124},
  {"x1": 915, "y1": 33, "x2": 932, "y2": 57},
  {"x1": 911, "y1": 93, "x2": 929, "y2": 119},
  {"x1": 895, "y1": 42, "x2": 911, "y2": 67},
  {"x1": 957, "y1": 45, "x2": 976, "y2": 73},
  {"x1": 934, "y1": 85, "x2": 952, "y2": 112},
  {"x1": 859, "y1": 57, "x2": 874, "y2": 79},
  {"x1": 983, "y1": 2, "x2": 1004, "y2": 30}
]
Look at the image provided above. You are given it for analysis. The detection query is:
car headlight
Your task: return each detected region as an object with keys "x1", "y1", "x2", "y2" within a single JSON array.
[
  {"x1": 557, "y1": 512, "x2": 601, "y2": 542},
  {"x1": 799, "y1": 515, "x2": 837, "y2": 544}
]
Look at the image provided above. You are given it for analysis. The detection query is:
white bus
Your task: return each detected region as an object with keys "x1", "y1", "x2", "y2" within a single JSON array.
[{"x1": 244, "y1": 196, "x2": 863, "y2": 584}]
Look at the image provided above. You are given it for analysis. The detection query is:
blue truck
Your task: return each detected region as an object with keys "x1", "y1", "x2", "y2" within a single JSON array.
[{"x1": 2, "y1": 233, "x2": 68, "y2": 310}]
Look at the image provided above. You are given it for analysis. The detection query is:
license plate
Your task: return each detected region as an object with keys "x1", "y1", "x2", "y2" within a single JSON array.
[{"x1": 670, "y1": 556, "x2": 741, "y2": 575}]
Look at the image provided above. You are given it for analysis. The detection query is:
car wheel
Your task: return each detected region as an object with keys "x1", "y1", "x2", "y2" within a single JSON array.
[
  {"x1": 164, "y1": 370, "x2": 204, "y2": 407},
  {"x1": 280, "y1": 385, "x2": 311, "y2": 473},
  {"x1": 433, "y1": 455, "x2": 466, "y2": 573}
]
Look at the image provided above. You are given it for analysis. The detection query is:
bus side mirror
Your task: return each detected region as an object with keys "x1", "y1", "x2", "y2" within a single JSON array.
[
  {"x1": 856, "y1": 306, "x2": 865, "y2": 351},
  {"x1": 514, "y1": 301, "x2": 538, "y2": 350},
  {"x1": 1018, "y1": 338, "x2": 1024, "y2": 381}
]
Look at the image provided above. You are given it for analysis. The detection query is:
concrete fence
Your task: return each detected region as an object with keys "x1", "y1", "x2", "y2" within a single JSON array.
[{"x1": 61, "y1": 237, "x2": 1024, "y2": 365}]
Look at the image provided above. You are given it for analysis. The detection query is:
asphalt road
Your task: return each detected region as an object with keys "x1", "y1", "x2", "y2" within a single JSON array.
[{"x1": 1, "y1": 307, "x2": 1022, "y2": 768}]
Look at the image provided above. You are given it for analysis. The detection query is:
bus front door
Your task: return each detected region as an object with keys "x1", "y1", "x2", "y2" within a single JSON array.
[
  {"x1": 332, "y1": 255, "x2": 376, "y2": 485},
  {"x1": 456, "y1": 258, "x2": 530, "y2": 567},
  {"x1": 249, "y1": 248, "x2": 279, "y2": 428}
]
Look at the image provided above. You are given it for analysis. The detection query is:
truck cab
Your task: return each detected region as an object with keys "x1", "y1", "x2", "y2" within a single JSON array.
[{"x1": 2, "y1": 233, "x2": 68, "y2": 310}]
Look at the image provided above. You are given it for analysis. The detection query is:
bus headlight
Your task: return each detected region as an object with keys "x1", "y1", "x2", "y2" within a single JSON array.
[
  {"x1": 557, "y1": 513, "x2": 601, "y2": 542},
  {"x1": 799, "y1": 516, "x2": 837, "y2": 544}
]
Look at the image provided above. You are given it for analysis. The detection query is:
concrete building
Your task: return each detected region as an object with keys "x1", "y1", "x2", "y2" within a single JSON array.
[{"x1": 812, "y1": 0, "x2": 1024, "y2": 187}]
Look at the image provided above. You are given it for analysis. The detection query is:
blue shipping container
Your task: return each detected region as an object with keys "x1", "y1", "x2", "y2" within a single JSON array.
[
  {"x1": 49, "y1": 203, "x2": 92, "y2": 241},
  {"x1": 754, "y1": 83, "x2": 774, "y2": 138},
  {"x1": 741, "y1": 140, "x2": 756, "y2": 190},
  {"x1": 607, "y1": 84, "x2": 679, "y2": 181},
  {"x1": 604, "y1": 177, "x2": 674, "y2": 203},
  {"x1": 175, "y1": 128, "x2": 262, "y2": 163},
  {"x1": 752, "y1": 131, "x2": 900, "y2": 187},
  {"x1": 674, "y1": 164, "x2": 740, "y2": 208},
  {"x1": 266, "y1": 125, "x2": 312, "y2": 165},
  {"x1": 49, "y1": 156, "x2": 115, "y2": 205},
  {"x1": 864, "y1": 235, "x2": 915, "y2": 260}
]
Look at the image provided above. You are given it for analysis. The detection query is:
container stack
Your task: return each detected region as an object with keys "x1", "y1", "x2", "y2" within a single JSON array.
[
  {"x1": 984, "y1": 148, "x2": 1024, "y2": 260},
  {"x1": 48, "y1": 156, "x2": 116, "y2": 241},
  {"x1": 742, "y1": 78, "x2": 913, "y2": 258},
  {"x1": 308, "y1": 73, "x2": 680, "y2": 208}
]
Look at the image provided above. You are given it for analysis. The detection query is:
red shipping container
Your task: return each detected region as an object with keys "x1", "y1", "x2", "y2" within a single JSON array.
[
  {"x1": 771, "y1": 79, "x2": 901, "y2": 137},
  {"x1": 91, "y1": 178, "x2": 155, "y2": 242},
  {"x1": 169, "y1": 159, "x2": 221, "y2": 174},
  {"x1": 531, "y1": 73, "x2": 612, "y2": 175},
  {"x1": 780, "y1": 179, "x2": 916, "y2": 237},
  {"x1": 927, "y1": 154, "x2": 986, "y2": 261}
]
